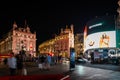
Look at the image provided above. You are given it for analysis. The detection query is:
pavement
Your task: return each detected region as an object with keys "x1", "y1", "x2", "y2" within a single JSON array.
[
  {"x1": 70, "y1": 63, "x2": 120, "y2": 80},
  {"x1": 0, "y1": 62, "x2": 70, "y2": 76},
  {"x1": 79, "y1": 63, "x2": 120, "y2": 71},
  {"x1": 27, "y1": 62, "x2": 70, "y2": 75},
  {"x1": 0, "y1": 61, "x2": 120, "y2": 80}
]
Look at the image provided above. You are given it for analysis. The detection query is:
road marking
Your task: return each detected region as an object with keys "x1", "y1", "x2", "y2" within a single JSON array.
[{"x1": 60, "y1": 75, "x2": 70, "y2": 80}]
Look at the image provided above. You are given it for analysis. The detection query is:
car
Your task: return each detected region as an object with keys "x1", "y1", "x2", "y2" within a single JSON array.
[
  {"x1": 76, "y1": 57, "x2": 87, "y2": 64},
  {"x1": 62, "y1": 57, "x2": 69, "y2": 63}
]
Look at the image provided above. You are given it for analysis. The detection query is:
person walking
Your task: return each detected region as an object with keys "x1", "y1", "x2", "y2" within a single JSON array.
[
  {"x1": 7, "y1": 52, "x2": 17, "y2": 76},
  {"x1": 38, "y1": 54, "x2": 46, "y2": 70},
  {"x1": 46, "y1": 54, "x2": 52, "y2": 70},
  {"x1": 16, "y1": 54, "x2": 24, "y2": 75}
]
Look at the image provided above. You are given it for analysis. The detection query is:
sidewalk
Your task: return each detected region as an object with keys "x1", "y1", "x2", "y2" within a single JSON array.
[
  {"x1": 0, "y1": 62, "x2": 70, "y2": 76},
  {"x1": 0, "y1": 62, "x2": 71, "y2": 80},
  {"x1": 1, "y1": 62, "x2": 120, "y2": 76},
  {"x1": 27, "y1": 62, "x2": 70, "y2": 75},
  {"x1": 1, "y1": 62, "x2": 120, "y2": 80},
  {"x1": 77, "y1": 63, "x2": 120, "y2": 71}
]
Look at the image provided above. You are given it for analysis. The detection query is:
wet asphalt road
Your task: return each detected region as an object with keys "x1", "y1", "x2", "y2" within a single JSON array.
[
  {"x1": 0, "y1": 62, "x2": 120, "y2": 80},
  {"x1": 70, "y1": 63, "x2": 120, "y2": 80}
]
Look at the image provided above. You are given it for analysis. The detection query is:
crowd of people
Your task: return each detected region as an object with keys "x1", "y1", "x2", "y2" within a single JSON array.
[
  {"x1": 37, "y1": 53, "x2": 63, "y2": 70},
  {"x1": 2, "y1": 50, "x2": 64, "y2": 76}
]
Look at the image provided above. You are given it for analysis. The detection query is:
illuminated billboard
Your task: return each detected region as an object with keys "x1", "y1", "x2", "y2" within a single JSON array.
[
  {"x1": 84, "y1": 31, "x2": 116, "y2": 51},
  {"x1": 84, "y1": 15, "x2": 117, "y2": 52},
  {"x1": 86, "y1": 15, "x2": 115, "y2": 35}
]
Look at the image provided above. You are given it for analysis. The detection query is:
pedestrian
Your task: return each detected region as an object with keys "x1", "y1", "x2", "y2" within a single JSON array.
[
  {"x1": 16, "y1": 54, "x2": 24, "y2": 75},
  {"x1": 46, "y1": 54, "x2": 51, "y2": 70},
  {"x1": 7, "y1": 52, "x2": 17, "y2": 76},
  {"x1": 42, "y1": 54, "x2": 47, "y2": 70},
  {"x1": 19, "y1": 49, "x2": 26, "y2": 62},
  {"x1": 38, "y1": 55, "x2": 43, "y2": 70},
  {"x1": 3, "y1": 58, "x2": 8, "y2": 65}
]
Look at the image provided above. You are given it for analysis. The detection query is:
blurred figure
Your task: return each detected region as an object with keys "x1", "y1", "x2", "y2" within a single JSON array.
[
  {"x1": 46, "y1": 54, "x2": 51, "y2": 70},
  {"x1": 16, "y1": 54, "x2": 24, "y2": 75},
  {"x1": 3, "y1": 58, "x2": 8, "y2": 65},
  {"x1": 19, "y1": 49, "x2": 26, "y2": 62},
  {"x1": 38, "y1": 54, "x2": 46, "y2": 70},
  {"x1": 58, "y1": 55, "x2": 62, "y2": 63},
  {"x1": 7, "y1": 52, "x2": 17, "y2": 76}
]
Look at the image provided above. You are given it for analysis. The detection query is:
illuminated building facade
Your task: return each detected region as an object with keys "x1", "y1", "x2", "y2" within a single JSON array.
[
  {"x1": 84, "y1": 15, "x2": 116, "y2": 52},
  {"x1": 38, "y1": 39, "x2": 55, "y2": 54},
  {"x1": 84, "y1": 16, "x2": 116, "y2": 50},
  {"x1": 38, "y1": 24, "x2": 74, "y2": 58},
  {"x1": 83, "y1": 15, "x2": 120, "y2": 64},
  {"x1": 117, "y1": 0, "x2": 120, "y2": 29},
  {"x1": 74, "y1": 33, "x2": 84, "y2": 57},
  {"x1": 84, "y1": 0, "x2": 120, "y2": 56},
  {"x1": 0, "y1": 21, "x2": 36, "y2": 57}
]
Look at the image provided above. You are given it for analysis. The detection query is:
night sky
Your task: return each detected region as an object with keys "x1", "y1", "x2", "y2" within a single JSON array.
[{"x1": 0, "y1": 0, "x2": 118, "y2": 49}]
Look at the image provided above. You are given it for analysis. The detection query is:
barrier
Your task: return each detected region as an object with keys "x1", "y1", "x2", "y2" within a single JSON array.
[{"x1": 0, "y1": 74, "x2": 69, "y2": 80}]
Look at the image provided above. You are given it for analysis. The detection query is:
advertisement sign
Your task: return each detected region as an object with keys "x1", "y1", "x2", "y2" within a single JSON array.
[
  {"x1": 86, "y1": 15, "x2": 115, "y2": 35},
  {"x1": 116, "y1": 29, "x2": 120, "y2": 48},
  {"x1": 84, "y1": 31, "x2": 116, "y2": 51},
  {"x1": 84, "y1": 15, "x2": 116, "y2": 52},
  {"x1": 70, "y1": 48, "x2": 75, "y2": 70}
]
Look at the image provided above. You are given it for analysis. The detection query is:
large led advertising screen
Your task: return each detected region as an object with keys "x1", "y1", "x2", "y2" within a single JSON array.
[
  {"x1": 84, "y1": 31, "x2": 116, "y2": 51},
  {"x1": 84, "y1": 15, "x2": 116, "y2": 52},
  {"x1": 86, "y1": 15, "x2": 115, "y2": 35}
]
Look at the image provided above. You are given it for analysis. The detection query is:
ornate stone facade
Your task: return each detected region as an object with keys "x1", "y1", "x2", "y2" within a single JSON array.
[
  {"x1": 39, "y1": 24, "x2": 74, "y2": 58},
  {"x1": 74, "y1": 33, "x2": 84, "y2": 57},
  {"x1": 0, "y1": 21, "x2": 36, "y2": 57}
]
